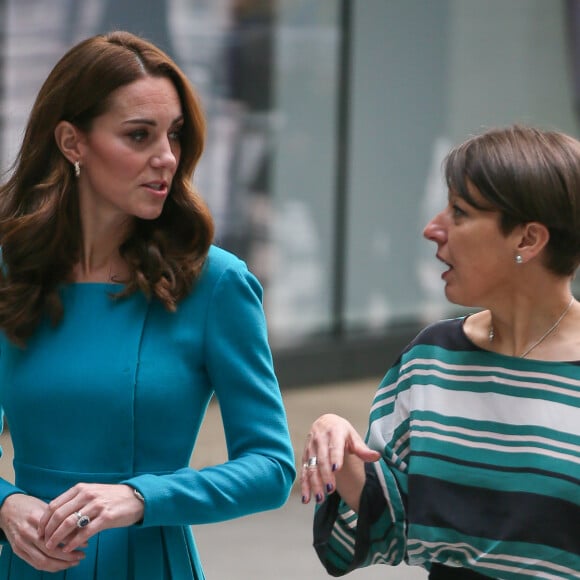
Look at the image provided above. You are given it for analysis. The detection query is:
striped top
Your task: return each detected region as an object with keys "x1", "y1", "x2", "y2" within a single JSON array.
[{"x1": 313, "y1": 317, "x2": 580, "y2": 579}]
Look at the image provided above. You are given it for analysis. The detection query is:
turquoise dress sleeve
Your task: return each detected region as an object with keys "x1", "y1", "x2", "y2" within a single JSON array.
[
  {"x1": 0, "y1": 410, "x2": 26, "y2": 507},
  {"x1": 122, "y1": 248, "x2": 296, "y2": 525}
]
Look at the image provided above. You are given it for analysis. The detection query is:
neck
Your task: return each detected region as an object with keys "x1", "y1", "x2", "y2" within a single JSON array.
[
  {"x1": 74, "y1": 239, "x2": 126, "y2": 283},
  {"x1": 75, "y1": 215, "x2": 132, "y2": 283},
  {"x1": 488, "y1": 295, "x2": 575, "y2": 358}
]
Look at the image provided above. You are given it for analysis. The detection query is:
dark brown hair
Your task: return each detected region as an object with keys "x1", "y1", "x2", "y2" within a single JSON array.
[
  {"x1": 0, "y1": 31, "x2": 214, "y2": 345},
  {"x1": 444, "y1": 125, "x2": 580, "y2": 276}
]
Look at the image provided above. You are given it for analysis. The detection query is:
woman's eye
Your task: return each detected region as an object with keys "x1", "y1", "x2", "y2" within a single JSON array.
[
  {"x1": 452, "y1": 204, "x2": 467, "y2": 218},
  {"x1": 129, "y1": 130, "x2": 148, "y2": 143},
  {"x1": 169, "y1": 126, "x2": 183, "y2": 141}
]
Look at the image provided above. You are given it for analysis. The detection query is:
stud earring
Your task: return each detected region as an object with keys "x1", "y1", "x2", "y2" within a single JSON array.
[
  {"x1": 515, "y1": 254, "x2": 523, "y2": 264},
  {"x1": 74, "y1": 160, "x2": 81, "y2": 178}
]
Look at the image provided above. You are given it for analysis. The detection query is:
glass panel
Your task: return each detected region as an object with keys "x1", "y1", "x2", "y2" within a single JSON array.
[
  {"x1": 4, "y1": 0, "x2": 578, "y2": 352},
  {"x1": 266, "y1": 2, "x2": 340, "y2": 344},
  {"x1": 345, "y1": 0, "x2": 451, "y2": 330},
  {"x1": 188, "y1": 1, "x2": 341, "y2": 345},
  {"x1": 345, "y1": 0, "x2": 580, "y2": 332}
]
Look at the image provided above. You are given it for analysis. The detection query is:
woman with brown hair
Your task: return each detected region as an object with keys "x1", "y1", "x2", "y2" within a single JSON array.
[
  {"x1": 0, "y1": 31, "x2": 295, "y2": 578},
  {"x1": 302, "y1": 125, "x2": 580, "y2": 579}
]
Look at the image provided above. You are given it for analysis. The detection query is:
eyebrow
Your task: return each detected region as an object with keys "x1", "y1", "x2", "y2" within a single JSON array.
[{"x1": 122, "y1": 115, "x2": 184, "y2": 126}]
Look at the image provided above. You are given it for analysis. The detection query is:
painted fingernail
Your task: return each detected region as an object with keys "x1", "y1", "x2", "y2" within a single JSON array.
[
  {"x1": 326, "y1": 483, "x2": 333, "y2": 493},
  {"x1": 316, "y1": 493, "x2": 323, "y2": 503},
  {"x1": 301, "y1": 495, "x2": 308, "y2": 504},
  {"x1": 332, "y1": 463, "x2": 338, "y2": 472}
]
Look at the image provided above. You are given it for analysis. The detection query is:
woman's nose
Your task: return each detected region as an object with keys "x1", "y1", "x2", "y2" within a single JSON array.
[
  {"x1": 423, "y1": 211, "x2": 447, "y2": 243},
  {"x1": 151, "y1": 138, "x2": 178, "y2": 170}
]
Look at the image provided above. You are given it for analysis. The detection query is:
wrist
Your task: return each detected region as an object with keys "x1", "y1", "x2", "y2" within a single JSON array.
[
  {"x1": 125, "y1": 485, "x2": 145, "y2": 525},
  {"x1": 0, "y1": 493, "x2": 26, "y2": 528}
]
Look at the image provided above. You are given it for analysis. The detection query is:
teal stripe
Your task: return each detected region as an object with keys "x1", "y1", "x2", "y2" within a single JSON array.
[
  {"x1": 412, "y1": 454, "x2": 580, "y2": 499},
  {"x1": 412, "y1": 524, "x2": 580, "y2": 579}
]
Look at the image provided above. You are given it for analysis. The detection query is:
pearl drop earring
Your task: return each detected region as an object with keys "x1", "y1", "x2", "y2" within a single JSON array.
[
  {"x1": 515, "y1": 254, "x2": 523, "y2": 264},
  {"x1": 74, "y1": 160, "x2": 81, "y2": 178}
]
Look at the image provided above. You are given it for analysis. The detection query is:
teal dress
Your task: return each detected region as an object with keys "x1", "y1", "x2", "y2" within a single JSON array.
[{"x1": 0, "y1": 246, "x2": 296, "y2": 579}]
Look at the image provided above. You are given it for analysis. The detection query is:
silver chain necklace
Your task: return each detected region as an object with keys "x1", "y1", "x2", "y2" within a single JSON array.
[{"x1": 488, "y1": 296, "x2": 575, "y2": 358}]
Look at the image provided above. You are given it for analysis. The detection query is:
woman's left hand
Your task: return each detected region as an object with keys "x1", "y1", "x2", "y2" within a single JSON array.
[{"x1": 37, "y1": 483, "x2": 144, "y2": 552}]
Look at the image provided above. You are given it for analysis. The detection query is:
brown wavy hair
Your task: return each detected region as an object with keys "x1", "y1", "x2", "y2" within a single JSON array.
[
  {"x1": 444, "y1": 125, "x2": 580, "y2": 276},
  {"x1": 0, "y1": 31, "x2": 214, "y2": 345}
]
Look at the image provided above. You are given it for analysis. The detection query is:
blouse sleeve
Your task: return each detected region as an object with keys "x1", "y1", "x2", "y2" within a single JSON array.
[
  {"x1": 122, "y1": 261, "x2": 296, "y2": 526},
  {"x1": 312, "y1": 366, "x2": 409, "y2": 576},
  {"x1": 0, "y1": 410, "x2": 27, "y2": 542}
]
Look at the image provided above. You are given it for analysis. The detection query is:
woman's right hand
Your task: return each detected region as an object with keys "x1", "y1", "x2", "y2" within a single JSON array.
[
  {"x1": 300, "y1": 413, "x2": 380, "y2": 511},
  {"x1": 0, "y1": 493, "x2": 85, "y2": 572}
]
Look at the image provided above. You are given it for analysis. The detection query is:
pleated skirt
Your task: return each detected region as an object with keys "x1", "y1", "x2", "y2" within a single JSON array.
[{"x1": 0, "y1": 524, "x2": 204, "y2": 579}]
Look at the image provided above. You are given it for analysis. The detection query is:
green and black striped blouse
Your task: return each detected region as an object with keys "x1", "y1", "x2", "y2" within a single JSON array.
[{"x1": 314, "y1": 317, "x2": 580, "y2": 579}]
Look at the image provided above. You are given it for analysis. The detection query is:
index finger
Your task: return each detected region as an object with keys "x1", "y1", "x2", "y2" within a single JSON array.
[{"x1": 38, "y1": 487, "x2": 80, "y2": 537}]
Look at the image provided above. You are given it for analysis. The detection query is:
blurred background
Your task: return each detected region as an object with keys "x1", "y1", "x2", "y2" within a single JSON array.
[
  {"x1": 3, "y1": 0, "x2": 580, "y2": 389},
  {"x1": 1, "y1": 1, "x2": 580, "y2": 577}
]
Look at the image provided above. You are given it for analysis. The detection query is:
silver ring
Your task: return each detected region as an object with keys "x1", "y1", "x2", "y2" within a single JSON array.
[
  {"x1": 75, "y1": 511, "x2": 90, "y2": 528},
  {"x1": 307, "y1": 456, "x2": 318, "y2": 468}
]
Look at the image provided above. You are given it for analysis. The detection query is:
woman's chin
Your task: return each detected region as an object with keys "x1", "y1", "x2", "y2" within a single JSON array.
[{"x1": 443, "y1": 287, "x2": 472, "y2": 308}]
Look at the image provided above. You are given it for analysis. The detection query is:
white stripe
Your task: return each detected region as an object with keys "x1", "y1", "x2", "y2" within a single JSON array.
[
  {"x1": 373, "y1": 461, "x2": 398, "y2": 524},
  {"x1": 370, "y1": 392, "x2": 396, "y2": 414},
  {"x1": 412, "y1": 430, "x2": 580, "y2": 468},
  {"x1": 369, "y1": 537, "x2": 400, "y2": 565},
  {"x1": 401, "y1": 357, "x2": 580, "y2": 391},
  {"x1": 371, "y1": 383, "x2": 580, "y2": 436},
  {"x1": 421, "y1": 383, "x2": 580, "y2": 433},
  {"x1": 423, "y1": 540, "x2": 580, "y2": 578},
  {"x1": 401, "y1": 367, "x2": 580, "y2": 401},
  {"x1": 330, "y1": 519, "x2": 356, "y2": 555},
  {"x1": 412, "y1": 418, "x2": 580, "y2": 457},
  {"x1": 337, "y1": 508, "x2": 357, "y2": 530},
  {"x1": 374, "y1": 380, "x2": 399, "y2": 400}
]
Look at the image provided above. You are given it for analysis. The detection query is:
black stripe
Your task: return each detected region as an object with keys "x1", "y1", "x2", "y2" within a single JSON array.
[
  {"x1": 429, "y1": 563, "x2": 493, "y2": 579},
  {"x1": 409, "y1": 474, "x2": 580, "y2": 556},
  {"x1": 414, "y1": 450, "x2": 580, "y2": 487},
  {"x1": 409, "y1": 318, "x2": 477, "y2": 352}
]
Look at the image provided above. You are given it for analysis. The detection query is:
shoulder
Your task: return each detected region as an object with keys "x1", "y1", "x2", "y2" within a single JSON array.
[
  {"x1": 198, "y1": 245, "x2": 256, "y2": 288},
  {"x1": 382, "y1": 316, "x2": 482, "y2": 379},
  {"x1": 203, "y1": 245, "x2": 249, "y2": 277},
  {"x1": 403, "y1": 316, "x2": 478, "y2": 355},
  {"x1": 194, "y1": 245, "x2": 262, "y2": 301}
]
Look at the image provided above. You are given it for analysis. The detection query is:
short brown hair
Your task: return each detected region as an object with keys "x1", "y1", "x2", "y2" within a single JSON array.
[{"x1": 444, "y1": 125, "x2": 580, "y2": 276}]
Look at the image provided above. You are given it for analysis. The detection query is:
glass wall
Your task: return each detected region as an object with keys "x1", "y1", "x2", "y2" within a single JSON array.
[
  {"x1": 345, "y1": 0, "x2": 580, "y2": 334},
  {"x1": 1, "y1": 0, "x2": 579, "y2": 384}
]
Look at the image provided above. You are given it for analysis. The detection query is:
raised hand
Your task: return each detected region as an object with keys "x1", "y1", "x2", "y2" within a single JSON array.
[{"x1": 300, "y1": 413, "x2": 380, "y2": 511}]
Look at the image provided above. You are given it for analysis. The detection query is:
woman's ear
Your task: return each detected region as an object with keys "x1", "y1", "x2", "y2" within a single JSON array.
[
  {"x1": 516, "y1": 221, "x2": 550, "y2": 261},
  {"x1": 54, "y1": 121, "x2": 84, "y2": 164}
]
